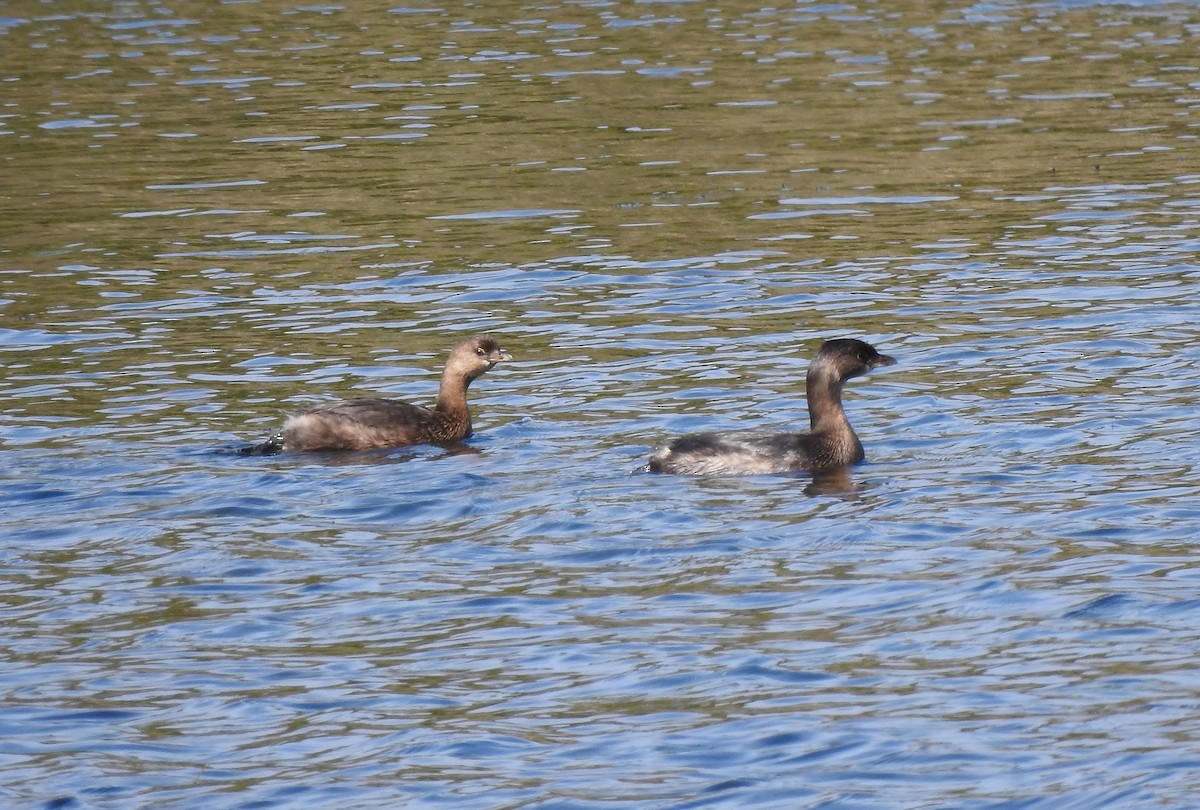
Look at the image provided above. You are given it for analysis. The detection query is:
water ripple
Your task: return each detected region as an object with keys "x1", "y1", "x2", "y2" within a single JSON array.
[{"x1": 4, "y1": 2, "x2": 1200, "y2": 808}]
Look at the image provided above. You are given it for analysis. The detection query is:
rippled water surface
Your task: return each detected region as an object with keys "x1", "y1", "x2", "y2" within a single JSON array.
[{"x1": 3, "y1": 1, "x2": 1200, "y2": 808}]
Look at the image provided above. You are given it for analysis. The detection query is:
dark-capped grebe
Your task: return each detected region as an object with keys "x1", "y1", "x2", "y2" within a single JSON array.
[
  {"x1": 647, "y1": 338, "x2": 895, "y2": 476},
  {"x1": 239, "y1": 335, "x2": 511, "y2": 455}
]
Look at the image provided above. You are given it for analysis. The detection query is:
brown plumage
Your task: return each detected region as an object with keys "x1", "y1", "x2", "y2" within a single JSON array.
[
  {"x1": 239, "y1": 335, "x2": 511, "y2": 455},
  {"x1": 647, "y1": 338, "x2": 895, "y2": 476}
]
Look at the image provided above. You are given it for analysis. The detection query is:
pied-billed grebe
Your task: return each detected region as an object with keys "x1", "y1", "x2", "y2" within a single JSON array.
[
  {"x1": 647, "y1": 338, "x2": 895, "y2": 476},
  {"x1": 239, "y1": 335, "x2": 511, "y2": 455}
]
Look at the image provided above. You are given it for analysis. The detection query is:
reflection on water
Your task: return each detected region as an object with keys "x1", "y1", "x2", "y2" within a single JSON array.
[
  {"x1": 804, "y1": 466, "x2": 856, "y2": 497},
  {"x1": 3, "y1": 1, "x2": 1200, "y2": 808}
]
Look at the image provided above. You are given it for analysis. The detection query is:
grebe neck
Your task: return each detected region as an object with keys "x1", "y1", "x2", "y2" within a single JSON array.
[{"x1": 806, "y1": 366, "x2": 852, "y2": 436}]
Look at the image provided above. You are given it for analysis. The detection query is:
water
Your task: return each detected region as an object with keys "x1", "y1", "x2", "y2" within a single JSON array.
[{"x1": 3, "y1": 0, "x2": 1200, "y2": 807}]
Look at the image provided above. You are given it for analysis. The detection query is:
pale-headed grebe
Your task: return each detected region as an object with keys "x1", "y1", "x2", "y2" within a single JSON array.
[
  {"x1": 239, "y1": 335, "x2": 511, "y2": 455},
  {"x1": 647, "y1": 338, "x2": 895, "y2": 476}
]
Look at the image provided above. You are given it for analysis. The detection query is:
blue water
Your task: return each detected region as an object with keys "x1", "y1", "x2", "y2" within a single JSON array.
[
  {"x1": 4, "y1": 1, "x2": 1200, "y2": 807},
  {"x1": 7, "y1": 246, "x2": 1200, "y2": 807}
]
